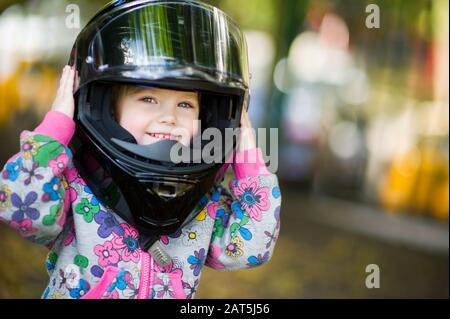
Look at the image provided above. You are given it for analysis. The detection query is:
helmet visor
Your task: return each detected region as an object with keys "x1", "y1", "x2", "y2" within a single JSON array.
[{"x1": 89, "y1": 1, "x2": 249, "y2": 88}]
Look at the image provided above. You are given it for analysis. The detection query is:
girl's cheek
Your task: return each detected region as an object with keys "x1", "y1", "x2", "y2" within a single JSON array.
[
  {"x1": 190, "y1": 109, "x2": 200, "y2": 133},
  {"x1": 120, "y1": 116, "x2": 144, "y2": 139},
  {"x1": 176, "y1": 114, "x2": 198, "y2": 136},
  {"x1": 118, "y1": 116, "x2": 133, "y2": 133},
  {"x1": 191, "y1": 119, "x2": 200, "y2": 136}
]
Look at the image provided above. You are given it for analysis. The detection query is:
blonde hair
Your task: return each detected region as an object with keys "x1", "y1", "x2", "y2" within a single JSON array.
[
  {"x1": 111, "y1": 84, "x2": 142, "y2": 121},
  {"x1": 111, "y1": 84, "x2": 141, "y2": 107}
]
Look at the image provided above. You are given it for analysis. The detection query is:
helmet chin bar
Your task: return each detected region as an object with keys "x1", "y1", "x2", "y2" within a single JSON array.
[
  {"x1": 108, "y1": 161, "x2": 217, "y2": 251},
  {"x1": 111, "y1": 131, "x2": 236, "y2": 165},
  {"x1": 111, "y1": 138, "x2": 203, "y2": 163}
]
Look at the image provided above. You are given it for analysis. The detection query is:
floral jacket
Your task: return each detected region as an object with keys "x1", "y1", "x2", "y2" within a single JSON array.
[{"x1": 0, "y1": 111, "x2": 281, "y2": 299}]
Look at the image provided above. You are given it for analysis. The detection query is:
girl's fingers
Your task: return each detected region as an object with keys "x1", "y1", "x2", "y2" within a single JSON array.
[
  {"x1": 64, "y1": 68, "x2": 75, "y2": 94},
  {"x1": 58, "y1": 66, "x2": 69, "y2": 95},
  {"x1": 59, "y1": 66, "x2": 67, "y2": 83},
  {"x1": 57, "y1": 69, "x2": 65, "y2": 93},
  {"x1": 51, "y1": 65, "x2": 76, "y2": 118},
  {"x1": 60, "y1": 66, "x2": 74, "y2": 98}
]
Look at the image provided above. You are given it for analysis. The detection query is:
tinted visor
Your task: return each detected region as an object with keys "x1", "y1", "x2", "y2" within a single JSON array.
[{"x1": 89, "y1": 1, "x2": 249, "y2": 88}]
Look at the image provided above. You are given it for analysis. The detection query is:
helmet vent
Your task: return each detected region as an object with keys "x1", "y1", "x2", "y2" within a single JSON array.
[{"x1": 157, "y1": 183, "x2": 177, "y2": 198}]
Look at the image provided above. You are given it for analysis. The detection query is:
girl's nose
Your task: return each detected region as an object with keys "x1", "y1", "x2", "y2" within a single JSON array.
[{"x1": 158, "y1": 104, "x2": 177, "y2": 126}]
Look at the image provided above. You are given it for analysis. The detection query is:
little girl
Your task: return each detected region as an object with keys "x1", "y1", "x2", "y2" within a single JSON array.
[{"x1": 0, "y1": 0, "x2": 281, "y2": 299}]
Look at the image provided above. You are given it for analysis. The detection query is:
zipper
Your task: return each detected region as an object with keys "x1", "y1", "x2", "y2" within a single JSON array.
[
  {"x1": 138, "y1": 252, "x2": 152, "y2": 299},
  {"x1": 138, "y1": 242, "x2": 173, "y2": 299}
]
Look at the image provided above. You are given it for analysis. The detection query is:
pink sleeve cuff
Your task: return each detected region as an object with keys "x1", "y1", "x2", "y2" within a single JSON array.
[
  {"x1": 34, "y1": 111, "x2": 75, "y2": 146},
  {"x1": 232, "y1": 148, "x2": 271, "y2": 179}
]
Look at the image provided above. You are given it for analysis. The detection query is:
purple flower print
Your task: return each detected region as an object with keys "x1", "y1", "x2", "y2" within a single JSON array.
[
  {"x1": 187, "y1": 248, "x2": 206, "y2": 276},
  {"x1": 182, "y1": 279, "x2": 199, "y2": 299},
  {"x1": 153, "y1": 275, "x2": 174, "y2": 299},
  {"x1": 94, "y1": 210, "x2": 124, "y2": 238},
  {"x1": 11, "y1": 192, "x2": 39, "y2": 221},
  {"x1": 21, "y1": 161, "x2": 44, "y2": 186}
]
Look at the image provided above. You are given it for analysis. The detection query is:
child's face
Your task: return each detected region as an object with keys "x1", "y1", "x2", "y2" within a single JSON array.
[{"x1": 115, "y1": 87, "x2": 200, "y2": 146}]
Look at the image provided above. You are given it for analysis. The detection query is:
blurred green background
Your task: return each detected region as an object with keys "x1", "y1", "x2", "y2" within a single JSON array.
[{"x1": 0, "y1": 0, "x2": 448, "y2": 298}]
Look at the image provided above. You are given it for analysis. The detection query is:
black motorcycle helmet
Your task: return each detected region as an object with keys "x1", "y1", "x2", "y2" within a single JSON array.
[{"x1": 68, "y1": 0, "x2": 250, "y2": 250}]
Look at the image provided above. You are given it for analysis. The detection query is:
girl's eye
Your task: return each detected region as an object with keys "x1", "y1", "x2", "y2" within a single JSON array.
[
  {"x1": 141, "y1": 97, "x2": 157, "y2": 104},
  {"x1": 178, "y1": 102, "x2": 193, "y2": 109}
]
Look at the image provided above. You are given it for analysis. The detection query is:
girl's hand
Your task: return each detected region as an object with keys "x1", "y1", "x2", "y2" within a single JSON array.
[
  {"x1": 237, "y1": 106, "x2": 257, "y2": 152},
  {"x1": 51, "y1": 65, "x2": 76, "y2": 119}
]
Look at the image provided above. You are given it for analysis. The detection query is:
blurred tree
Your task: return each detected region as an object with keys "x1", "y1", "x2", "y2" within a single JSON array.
[
  {"x1": 0, "y1": 0, "x2": 28, "y2": 13},
  {"x1": 268, "y1": 0, "x2": 309, "y2": 129}
]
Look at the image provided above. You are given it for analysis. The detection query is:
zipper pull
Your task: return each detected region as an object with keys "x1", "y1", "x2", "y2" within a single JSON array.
[{"x1": 148, "y1": 241, "x2": 172, "y2": 268}]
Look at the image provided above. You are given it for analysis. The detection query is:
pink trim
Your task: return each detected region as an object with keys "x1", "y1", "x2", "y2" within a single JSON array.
[
  {"x1": 81, "y1": 267, "x2": 120, "y2": 299},
  {"x1": 169, "y1": 270, "x2": 187, "y2": 299},
  {"x1": 138, "y1": 252, "x2": 151, "y2": 299},
  {"x1": 34, "y1": 111, "x2": 75, "y2": 146},
  {"x1": 232, "y1": 148, "x2": 271, "y2": 179}
]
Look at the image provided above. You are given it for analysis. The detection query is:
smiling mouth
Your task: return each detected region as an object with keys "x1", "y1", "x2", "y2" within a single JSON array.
[{"x1": 147, "y1": 132, "x2": 181, "y2": 141}]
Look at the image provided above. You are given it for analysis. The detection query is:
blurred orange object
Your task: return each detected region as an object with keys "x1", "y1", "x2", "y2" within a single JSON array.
[
  {"x1": 0, "y1": 61, "x2": 58, "y2": 125},
  {"x1": 379, "y1": 142, "x2": 449, "y2": 221}
]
